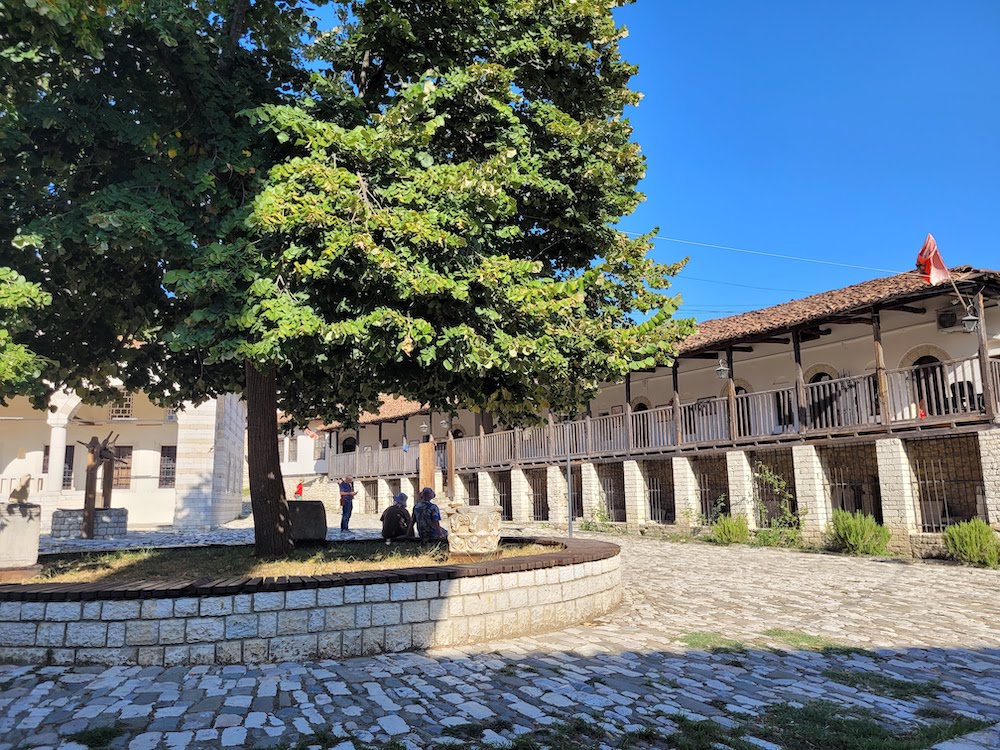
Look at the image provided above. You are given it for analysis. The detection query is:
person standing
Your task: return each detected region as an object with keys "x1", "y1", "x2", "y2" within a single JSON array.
[
  {"x1": 338, "y1": 475, "x2": 356, "y2": 533},
  {"x1": 380, "y1": 493, "x2": 413, "y2": 543},
  {"x1": 293, "y1": 481, "x2": 304, "y2": 500},
  {"x1": 412, "y1": 487, "x2": 448, "y2": 541}
]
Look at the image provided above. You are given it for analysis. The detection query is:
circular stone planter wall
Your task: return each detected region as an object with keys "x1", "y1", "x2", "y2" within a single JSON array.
[
  {"x1": 0, "y1": 537, "x2": 620, "y2": 667},
  {"x1": 50, "y1": 508, "x2": 128, "y2": 539}
]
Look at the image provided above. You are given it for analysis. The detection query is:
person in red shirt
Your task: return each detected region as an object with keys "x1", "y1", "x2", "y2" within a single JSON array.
[{"x1": 293, "y1": 481, "x2": 304, "y2": 500}]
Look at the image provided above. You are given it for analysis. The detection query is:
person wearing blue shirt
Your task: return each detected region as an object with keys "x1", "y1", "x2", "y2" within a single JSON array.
[{"x1": 338, "y1": 475, "x2": 356, "y2": 533}]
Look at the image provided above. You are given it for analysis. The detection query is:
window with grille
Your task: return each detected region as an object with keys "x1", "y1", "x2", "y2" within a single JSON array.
[
  {"x1": 42, "y1": 445, "x2": 75, "y2": 489},
  {"x1": 313, "y1": 434, "x2": 327, "y2": 461},
  {"x1": 108, "y1": 394, "x2": 134, "y2": 420},
  {"x1": 277, "y1": 436, "x2": 286, "y2": 462},
  {"x1": 159, "y1": 445, "x2": 177, "y2": 488},
  {"x1": 287, "y1": 436, "x2": 298, "y2": 462},
  {"x1": 113, "y1": 446, "x2": 133, "y2": 489}
]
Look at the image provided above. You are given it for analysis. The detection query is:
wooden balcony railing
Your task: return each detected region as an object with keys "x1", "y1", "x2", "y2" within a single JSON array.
[{"x1": 323, "y1": 354, "x2": 995, "y2": 479}]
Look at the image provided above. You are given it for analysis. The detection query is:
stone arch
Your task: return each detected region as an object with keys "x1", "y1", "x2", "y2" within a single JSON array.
[
  {"x1": 630, "y1": 397, "x2": 653, "y2": 411},
  {"x1": 47, "y1": 391, "x2": 82, "y2": 426},
  {"x1": 898, "y1": 344, "x2": 951, "y2": 369},
  {"x1": 803, "y1": 363, "x2": 839, "y2": 383},
  {"x1": 718, "y1": 378, "x2": 753, "y2": 397}
]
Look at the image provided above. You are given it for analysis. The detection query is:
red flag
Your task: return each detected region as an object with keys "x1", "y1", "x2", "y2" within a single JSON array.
[
  {"x1": 916, "y1": 233, "x2": 950, "y2": 285},
  {"x1": 304, "y1": 428, "x2": 318, "y2": 440}
]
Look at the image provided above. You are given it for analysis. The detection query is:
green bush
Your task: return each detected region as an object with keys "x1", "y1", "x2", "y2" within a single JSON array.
[
  {"x1": 711, "y1": 514, "x2": 750, "y2": 545},
  {"x1": 753, "y1": 525, "x2": 801, "y2": 548},
  {"x1": 827, "y1": 509, "x2": 891, "y2": 556},
  {"x1": 943, "y1": 519, "x2": 1000, "y2": 569}
]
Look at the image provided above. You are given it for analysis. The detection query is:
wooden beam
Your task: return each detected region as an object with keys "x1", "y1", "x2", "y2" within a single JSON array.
[
  {"x1": 682, "y1": 352, "x2": 722, "y2": 360},
  {"x1": 887, "y1": 304, "x2": 927, "y2": 315},
  {"x1": 975, "y1": 291, "x2": 997, "y2": 421},
  {"x1": 872, "y1": 308, "x2": 891, "y2": 426},
  {"x1": 625, "y1": 372, "x2": 632, "y2": 406},
  {"x1": 799, "y1": 327, "x2": 833, "y2": 341},
  {"x1": 827, "y1": 317, "x2": 873, "y2": 325},
  {"x1": 731, "y1": 345, "x2": 754, "y2": 353},
  {"x1": 758, "y1": 337, "x2": 791, "y2": 345},
  {"x1": 726, "y1": 346, "x2": 738, "y2": 440},
  {"x1": 792, "y1": 330, "x2": 808, "y2": 434}
]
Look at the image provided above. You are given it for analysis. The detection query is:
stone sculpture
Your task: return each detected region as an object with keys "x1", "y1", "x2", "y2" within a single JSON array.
[{"x1": 444, "y1": 499, "x2": 503, "y2": 560}]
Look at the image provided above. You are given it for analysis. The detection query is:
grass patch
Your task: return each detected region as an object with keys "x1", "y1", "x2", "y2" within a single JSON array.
[
  {"x1": 33, "y1": 541, "x2": 553, "y2": 584},
  {"x1": 822, "y1": 669, "x2": 941, "y2": 699},
  {"x1": 763, "y1": 628, "x2": 877, "y2": 657},
  {"x1": 753, "y1": 700, "x2": 988, "y2": 750},
  {"x1": 662, "y1": 714, "x2": 752, "y2": 750},
  {"x1": 65, "y1": 725, "x2": 124, "y2": 749},
  {"x1": 678, "y1": 631, "x2": 746, "y2": 653}
]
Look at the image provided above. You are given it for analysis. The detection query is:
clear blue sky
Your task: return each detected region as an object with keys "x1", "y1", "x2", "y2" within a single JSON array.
[{"x1": 613, "y1": 1, "x2": 1000, "y2": 319}]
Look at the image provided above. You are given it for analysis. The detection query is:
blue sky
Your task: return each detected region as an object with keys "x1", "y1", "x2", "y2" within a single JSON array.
[{"x1": 613, "y1": 1, "x2": 1000, "y2": 319}]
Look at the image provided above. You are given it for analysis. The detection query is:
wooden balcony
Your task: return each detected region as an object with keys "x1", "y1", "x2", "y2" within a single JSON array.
[{"x1": 327, "y1": 353, "x2": 1000, "y2": 479}]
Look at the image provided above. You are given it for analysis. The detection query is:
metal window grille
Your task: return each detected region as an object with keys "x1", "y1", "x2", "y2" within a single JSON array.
[
  {"x1": 751, "y1": 448, "x2": 797, "y2": 526},
  {"x1": 159, "y1": 445, "x2": 177, "y2": 488},
  {"x1": 113, "y1": 446, "x2": 133, "y2": 489},
  {"x1": 645, "y1": 460, "x2": 675, "y2": 523},
  {"x1": 463, "y1": 473, "x2": 480, "y2": 506},
  {"x1": 526, "y1": 469, "x2": 549, "y2": 521},
  {"x1": 313, "y1": 434, "x2": 327, "y2": 461},
  {"x1": 492, "y1": 471, "x2": 512, "y2": 521},
  {"x1": 597, "y1": 463, "x2": 626, "y2": 522},
  {"x1": 570, "y1": 465, "x2": 583, "y2": 519},
  {"x1": 287, "y1": 435, "x2": 298, "y2": 463},
  {"x1": 908, "y1": 435, "x2": 983, "y2": 532},
  {"x1": 820, "y1": 442, "x2": 883, "y2": 524},
  {"x1": 388, "y1": 478, "x2": 401, "y2": 498},
  {"x1": 362, "y1": 480, "x2": 378, "y2": 514},
  {"x1": 62, "y1": 446, "x2": 74, "y2": 489},
  {"x1": 693, "y1": 456, "x2": 729, "y2": 522},
  {"x1": 108, "y1": 395, "x2": 133, "y2": 420}
]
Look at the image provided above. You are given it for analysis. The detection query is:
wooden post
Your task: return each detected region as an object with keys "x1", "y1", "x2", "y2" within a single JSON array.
[
  {"x1": 82, "y1": 436, "x2": 100, "y2": 539},
  {"x1": 672, "y1": 362, "x2": 683, "y2": 445},
  {"x1": 792, "y1": 330, "x2": 808, "y2": 433},
  {"x1": 624, "y1": 372, "x2": 632, "y2": 407},
  {"x1": 585, "y1": 415, "x2": 594, "y2": 455},
  {"x1": 445, "y1": 431, "x2": 456, "y2": 500},
  {"x1": 872, "y1": 307, "x2": 892, "y2": 426},
  {"x1": 419, "y1": 438, "x2": 436, "y2": 492},
  {"x1": 726, "y1": 347, "x2": 737, "y2": 440},
  {"x1": 101, "y1": 455, "x2": 114, "y2": 509},
  {"x1": 975, "y1": 291, "x2": 997, "y2": 421},
  {"x1": 624, "y1": 402, "x2": 633, "y2": 454},
  {"x1": 547, "y1": 413, "x2": 557, "y2": 460}
]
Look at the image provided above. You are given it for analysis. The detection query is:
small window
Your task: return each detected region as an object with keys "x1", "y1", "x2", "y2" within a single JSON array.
[
  {"x1": 113, "y1": 446, "x2": 133, "y2": 489},
  {"x1": 277, "y1": 436, "x2": 285, "y2": 462},
  {"x1": 287, "y1": 436, "x2": 298, "y2": 462},
  {"x1": 342, "y1": 436, "x2": 357, "y2": 453},
  {"x1": 42, "y1": 445, "x2": 50, "y2": 474},
  {"x1": 108, "y1": 394, "x2": 134, "y2": 420},
  {"x1": 43, "y1": 445, "x2": 75, "y2": 489},
  {"x1": 159, "y1": 446, "x2": 177, "y2": 488},
  {"x1": 381, "y1": 439, "x2": 389, "y2": 449},
  {"x1": 313, "y1": 434, "x2": 327, "y2": 461}
]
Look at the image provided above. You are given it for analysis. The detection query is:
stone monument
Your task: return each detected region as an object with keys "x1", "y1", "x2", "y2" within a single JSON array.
[
  {"x1": 444, "y1": 498, "x2": 503, "y2": 562},
  {"x1": 0, "y1": 474, "x2": 42, "y2": 582}
]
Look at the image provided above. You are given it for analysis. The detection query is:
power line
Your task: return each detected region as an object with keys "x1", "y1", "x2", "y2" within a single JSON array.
[
  {"x1": 671, "y1": 274, "x2": 812, "y2": 294},
  {"x1": 624, "y1": 231, "x2": 912, "y2": 275}
]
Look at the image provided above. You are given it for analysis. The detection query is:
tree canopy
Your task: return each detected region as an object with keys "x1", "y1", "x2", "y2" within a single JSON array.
[{"x1": 1, "y1": 0, "x2": 693, "y2": 554}]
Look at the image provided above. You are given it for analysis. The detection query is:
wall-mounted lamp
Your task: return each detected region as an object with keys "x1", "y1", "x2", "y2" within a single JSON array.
[
  {"x1": 439, "y1": 418, "x2": 451, "y2": 429},
  {"x1": 714, "y1": 359, "x2": 730, "y2": 380},
  {"x1": 419, "y1": 421, "x2": 429, "y2": 434},
  {"x1": 961, "y1": 306, "x2": 980, "y2": 333}
]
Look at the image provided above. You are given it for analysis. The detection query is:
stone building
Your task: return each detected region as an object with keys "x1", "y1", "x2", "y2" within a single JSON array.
[
  {"x1": 320, "y1": 267, "x2": 1000, "y2": 557},
  {"x1": 0, "y1": 391, "x2": 245, "y2": 530}
]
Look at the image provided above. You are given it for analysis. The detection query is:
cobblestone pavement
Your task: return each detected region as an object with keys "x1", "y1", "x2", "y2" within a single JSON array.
[{"x1": 5, "y1": 532, "x2": 1000, "y2": 749}]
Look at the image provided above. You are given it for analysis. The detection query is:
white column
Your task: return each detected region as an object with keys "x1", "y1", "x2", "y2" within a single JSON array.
[
  {"x1": 672, "y1": 456, "x2": 701, "y2": 527},
  {"x1": 622, "y1": 460, "x2": 647, "y2": 530},
  {"x1": 173, "y1": 400, "x2": 219, "y2": 529},
  {"x1": 875, "y1": 438, "x2": 919, "y2": 555},
  {"x1": 977, "y1": 430, "x2": 1000, "y2": 528},
  {"x1": 509, "y1": 467, "x2": 532, "y2": 522},
  {"x1": 726, "y1": 450, "x2": 757, "y2": 529},
  {"x1": 477, "y1": 471, "x2": 496, "y2": 507},
  {"x1": 580, "y1": 462, "x2": 600, "y2": 521},
  {"x1": 377, "y1": 477, "x2": 392, "y2": 514},
  {"x1": 792, "y1": 445, "x2": 830, "y2": 543},
  {"x1": 38, "y1": 417, "x2": 70, "y2": 530},
  {"x1": 546, "y1": 464, "x2": 568, "y2": 527}
]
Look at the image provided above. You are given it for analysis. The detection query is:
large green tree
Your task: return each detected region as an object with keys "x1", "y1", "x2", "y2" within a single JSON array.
[{"x1": 1, "y1": 0, "x2": 692, "y2": 556}]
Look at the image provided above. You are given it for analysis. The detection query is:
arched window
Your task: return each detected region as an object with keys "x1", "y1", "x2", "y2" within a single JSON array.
[
  {"x1": 809, "y1": 372, "x2": 833, "y2": 384},
  {"x1": 451, "y1": 428, "x2": 465, "y2": 439},
  {"x1": 913, "y1": 355, "x2": 945, "y2": 416},
  {"x1": 342, "y1": 436, "x2": 357, "y2": 453}
]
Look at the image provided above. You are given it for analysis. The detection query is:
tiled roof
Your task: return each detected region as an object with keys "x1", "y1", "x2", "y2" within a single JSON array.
[{"x1": 678, "y1": 267, "x2": 997, "y2": 354}]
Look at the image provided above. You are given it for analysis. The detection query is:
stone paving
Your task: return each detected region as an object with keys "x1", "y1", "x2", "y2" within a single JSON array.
[{"x1": 4, "y1": 527, "x2": 1000, "y2": 749}]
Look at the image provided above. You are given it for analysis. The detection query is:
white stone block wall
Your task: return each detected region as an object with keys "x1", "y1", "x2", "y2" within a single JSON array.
[
  {"x1": 875, "y1": 438, "x2": 920, "y2": 554},
  {"x1": 208, "y1": 394, "x2": 246, "y2": 527},
  {"x1": 580, "y1": 462, "x2": 600, "y2": 521},
  {"x1": 476, "y1": 471, "x2": 496, "y2": 507},
  {"x1": 546, "y1": 465, "x2": 568, "y2": 526},
  {"x1": 726, "y1": 451, "x2": 757, "y2": 529},
  {"x1": 0, "y1": 554, "x2": 621, "y2": 666},
  {"x1": 792, "y1": 445, "x2": 829, "y2": 542},
  {"x1": 671, "y1": 456, "x2": 700, "y2": 527},
  {"x1": 376, "y1": 478, "x2": 392, "y2": 514},
  {"x1": 977, "y1": 429, "x2": 1000, "y2": 528},
  {"x1": 622, "y1": 460, "x2": 647, "y2": 530},
  {"x1": 172, "y1": 401, "x2": 220, "y2": 529},
  {"x1": 509, "y1": 467, "x2": 532, "y2": 522}
]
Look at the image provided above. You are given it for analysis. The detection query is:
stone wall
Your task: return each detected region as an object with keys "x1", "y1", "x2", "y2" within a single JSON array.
[
  {"x1": 0, "y1": 539, "x2": 620, "y2": 667},
  {"x1": 50, "y1": 508, "x2": 127, "y2": 539}
]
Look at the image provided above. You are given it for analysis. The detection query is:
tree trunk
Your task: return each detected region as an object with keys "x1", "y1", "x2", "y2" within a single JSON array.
[{"x1": 245, "y1": 360, "x2": 294, "y2": 557}]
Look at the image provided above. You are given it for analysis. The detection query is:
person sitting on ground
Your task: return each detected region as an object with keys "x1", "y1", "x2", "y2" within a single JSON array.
[
  {"x1": 412, "y1": 487, "x2": 448, "y2": 541},
  {"x1": 380, "y1": 493, "x2": 413, "y2": 543}
]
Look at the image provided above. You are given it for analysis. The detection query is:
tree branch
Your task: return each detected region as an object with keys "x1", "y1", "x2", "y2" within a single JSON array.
[{"x1": 220, "y1": 0, "x2": 251, "y2": 75}]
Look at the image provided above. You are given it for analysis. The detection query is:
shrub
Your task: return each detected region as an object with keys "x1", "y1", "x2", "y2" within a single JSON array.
[
  {"x1": 827, "y1": 509, "x2": 891, "y2": 556},
  {"x1": 943, "y1": 519, "x2": 1000, "y2": 569},
  {"x1": 753, "y1": 525, "x2": 801, "y2": 548},
  {"x1": 711, "y1": 514, "x2": 750, "y2": 545}
]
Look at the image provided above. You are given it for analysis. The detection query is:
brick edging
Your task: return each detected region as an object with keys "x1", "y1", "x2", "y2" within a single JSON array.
[{"x1": 0, "y1": 537, "x2": 619, "y2": 603}]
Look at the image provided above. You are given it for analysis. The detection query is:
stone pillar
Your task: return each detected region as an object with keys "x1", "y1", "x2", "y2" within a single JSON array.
[
  {"x1": 39, "y1": 417, "x2": 70, "y2": 530},
  {"x1": 623, "y1": 460, "x2": 647, "y2": 531},
  {"x1": 509, "y1": 467, "x2": 532, "y2": 522},
  {"x1": 376, "y1": 477, "x2": 392, "y2": 514},
  {"x1": 726, "y1": 450, "x2": 757, "y2": 529},
  {"x1": 173, "y1": 400, "x2": 219, "y2": 529},
  {"x1": 432, "y1": 469, "x2": 444, "y2": 497},
  {"x1": 403, "y1": 476, "x2": 421, "y2": 502},
  {"x1": 792, "y1": 445, "x2": 829, "y2": 543},
  {"x1": 451, "y1": 473, "x2": 468, "y2": 503},
  {"x1": 672, "y1": 456, "x2": 701, "y2": 527},
  {"x1": 875, "y1": 438, "x2": 920, "y2": 554},
  {"x1": 976, "y1": 430, "x2": 1000, "y2": 528},
  {"x1": 477, "y1": 471, "x2": 496, "y2": 507},
  {"x1": 580, "y1": 462, "x2": 600, "y2": 521},
  {"x1": 546, "y1": 464, "x2": 568, "y2": 527}
]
